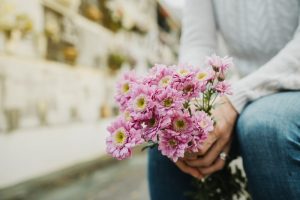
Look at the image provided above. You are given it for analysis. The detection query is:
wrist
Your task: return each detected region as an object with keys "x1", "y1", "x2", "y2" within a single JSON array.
[{"x1": 220, "y1": 96, "x2": 238, "y2": 125}]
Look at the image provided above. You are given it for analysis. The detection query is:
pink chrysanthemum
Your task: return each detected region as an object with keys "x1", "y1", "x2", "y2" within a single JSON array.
[
  {"x1": 145, "y1": 64, "x2": 175, "y2": 88},
  {"x1": 106, "y1": 117, "x2": 143, "y2": 160},
  {"x1": 172, "y1": 72, "x2": 205, "y2": 98},
  {"x1": 193, "y1": 111, "x2": 214, "y2": 134},
  {"x1": 128, "y1": 84, "x2": 156, "y2": 121},
  {"x1": 115, "y1": 71, "x2": 139, "y2": 111},
  {"x1": 206, "y1": 54, "x2": 222, "y2": 70},
  {"x1": 155, "y1": 87, "x2": 184, "y2": 115},
  {"x1": 175, "y1": 64, "x2": 196, "y2": 77},
  {"x1": 220, "y1": 56, "x2": 233, "y2": 72},
  {"x1": 158, "y1": 129, "x2": 190, "y2": 162},
  {"x1": 186, "y1": 132, "x2": 208, "y2": 153},
  {"x1": 186, "y1": 111, "x2": 213, "y2": 152},
  {"x1": 143, "y1": 111, "x2": 171, "y2": 142},
  {"x1": 214, "y1": 81, "x2": 233, "y2": 96},
  {"x1": 195, "y1": 68, "x2": 215, "y2": 82},
  {"x1": 107, "y1": 57, "x2": 234, "y2": 162},
  {"x1": 206, "y1": 54, "x2": 233, "y2": 73},
  {"x1": 168, "y1": 111, "x2": 193, "y2": 134}
]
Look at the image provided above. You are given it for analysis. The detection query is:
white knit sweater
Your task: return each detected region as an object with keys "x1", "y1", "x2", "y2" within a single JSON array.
[{"x1": 179, "y1": 0, "x2": 300, "y2": 112}]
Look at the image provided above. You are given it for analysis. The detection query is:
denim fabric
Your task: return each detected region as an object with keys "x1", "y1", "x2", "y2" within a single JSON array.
[
  {"x1": 148, "y1": 92, "x2": 300, "y2": 200},
  {"x1": 148, "y1": 147, "x2": 194, "y2": 200},
  {"x1": 237, "y1": 91, "x2": 300, "y2": 200}
]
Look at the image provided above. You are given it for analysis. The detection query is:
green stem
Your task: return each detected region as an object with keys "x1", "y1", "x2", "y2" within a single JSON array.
[{"x1": 210, "y1": 93, "x2": 219, "y2": 108}]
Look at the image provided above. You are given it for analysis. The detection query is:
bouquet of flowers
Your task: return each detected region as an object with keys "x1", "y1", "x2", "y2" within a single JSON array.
[{"x1": 106, "y1": 54, "x2": 233, "y2": 162}]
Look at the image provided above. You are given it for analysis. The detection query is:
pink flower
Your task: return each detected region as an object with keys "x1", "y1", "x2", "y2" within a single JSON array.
[
  {"x1": 186, "y1": 132, "x2": 208, "y2": 153},
  {"x1": 214, "y1": 81, "x2": 232, "y2": 96},
  {"x1": 115, "y1": 71, "x2": 139, "y2": 111},
  {"x1": 149, "y1": 64, "x2": 169, "y2": 75},
  {"x1": 158, "y1": 129, "x2": 190, "y2": 162},
  {"x1": 108, "y1": 57, "x2": 234, "y2": 162},
  {"x1": 143, "y1": 111, "x2": 171, "y2": 142},
  {"x1": 220, "y1": 56, "x2": 233, "y2": 72},
  {"x1": 168, "y1": 111, "x2": 193, "y2": 134},
  {"x1": 192, "y1": 111, "x2": 214, "y2": 134},
  {"x1": 195, "y1": 69, "x2": 214, "y2": 82},
  {"x1": 185, "y1": 111, "x2": 213, "y2": 152},
  {"x1": 154, "y1": 111, "x2": 193, "y2": 160},
  {"x1": 175, "y1": 64, "x2": 196, "y2": 77},
  {"x1": 206, "y1": 54, "x2": 233, "y2": 73},
  {"x1": 106, "y1": 117, "x2": 143, "y2": 160},
  {"x1": 128, "y1": 84, "x2": 156, "y2": 121},
  {"x1": 146, "y1": 64, "x2": 175, "y2": 87},
  {"x1": 172, "y1": 70, "x2": 205, "y2": 98},
  {"x1": 206, "y1": 54, "x2": 222, "y2": 70},
  {"x1": 155, "y1": 87, "x2": 184, "y2": 115}
]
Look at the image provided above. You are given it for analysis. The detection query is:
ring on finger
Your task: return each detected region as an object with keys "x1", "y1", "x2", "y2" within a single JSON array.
[{"x1": 219, "y1": 152, "x2": 228, "y2": 161}]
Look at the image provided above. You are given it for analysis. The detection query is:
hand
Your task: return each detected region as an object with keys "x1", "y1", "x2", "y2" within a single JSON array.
[
  {"x1": 183, "y1": 96, "x2": 238, "y2": 177},
  {"x1": 175, "y1": 159, "x2": 204, "y2": 179}
]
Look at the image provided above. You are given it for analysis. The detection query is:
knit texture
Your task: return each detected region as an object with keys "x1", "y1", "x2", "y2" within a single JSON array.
[{"x1": 179, "y1": 0, "x2": 300, "y2": 112}]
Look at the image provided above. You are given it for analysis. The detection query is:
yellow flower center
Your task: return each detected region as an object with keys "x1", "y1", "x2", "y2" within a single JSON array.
[
  {"x1": 113, "y1": 128, "x2": 127, "y2": 145},
  {"x1": 122, "y1": 83, "x2": 130, "y2": 93},
  {"x1": 135, "y1": 95, "x2": 147, "y2": 111},
  {"x1": 173, "y1": 118, "x2": 187, "y2": 132},
  {"x1": 199, "y1": 120, "x2": 207, "y2": 128},
  {"x1": 178, "y1": 69, "x2": 189, "y2": 76},
  {"x1": 124, "y1": 111, "x2": 131, "y2": 121},
  {"x1": 163, "y1": 98, "x2": 173, "y2": 107},
  {"x1": 197, "y1": 72, "x2": 207, "y2": 81},
  {"x1": 159, "y1": 76, "x2": 171, "y2": 87},
  {"x1": 168, "y1": 139, "x2": 178, "y2": 147}
]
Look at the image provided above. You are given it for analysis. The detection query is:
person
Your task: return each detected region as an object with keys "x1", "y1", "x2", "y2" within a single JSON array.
[{"x1": 148, "y1": 0, "x2": 300, "y2": 199}]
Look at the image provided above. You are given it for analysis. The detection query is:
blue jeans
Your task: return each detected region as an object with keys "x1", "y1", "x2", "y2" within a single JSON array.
[{"x1": 148, "y1": 92, "x2": 300, "y2": 200}]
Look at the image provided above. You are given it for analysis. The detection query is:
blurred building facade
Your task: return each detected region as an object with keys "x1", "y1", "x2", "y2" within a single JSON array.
[{"x1": 0, "y1": 0, "x2": 180, "y2": 189}]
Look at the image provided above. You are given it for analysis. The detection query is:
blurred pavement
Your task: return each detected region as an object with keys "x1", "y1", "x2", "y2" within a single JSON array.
[{"x1": 4, "y1": 153, "x2": 150, "y2": 200}]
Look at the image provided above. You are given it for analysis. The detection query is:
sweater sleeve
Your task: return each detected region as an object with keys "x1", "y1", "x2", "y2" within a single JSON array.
[
  {"x1": 228, "y1": 14, "x2": 300, "y2": 113},
  {"x1": 178, "y1": 0, "x2": 217, "y2": 67}
]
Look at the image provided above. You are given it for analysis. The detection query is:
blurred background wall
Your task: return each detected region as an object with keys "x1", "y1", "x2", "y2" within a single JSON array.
[{"x1": 0, "y1": 0, "x2": 182, "y2": 191}]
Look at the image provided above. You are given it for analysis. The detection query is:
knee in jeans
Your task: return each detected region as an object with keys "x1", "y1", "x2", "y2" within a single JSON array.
[
  {"x1": 236, "y1": 100, "x2": 300, "y2": 160},
  {"x1": 236, "y1": 108, "x2": 273, "y2": 144}
]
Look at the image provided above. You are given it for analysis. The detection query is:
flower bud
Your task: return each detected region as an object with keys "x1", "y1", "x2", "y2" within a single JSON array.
[{"x1": 218, "y1": 73, "x2": 225, "y2": 81}]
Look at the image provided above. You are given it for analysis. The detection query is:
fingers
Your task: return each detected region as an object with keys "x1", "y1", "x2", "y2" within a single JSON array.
[
  {"x1": 184, "y1": 132, "x2": 217, "y2": 161},
  {"x1": 175, "y1": 159, "x2": 204, "y2": 179},
  {"x1": 183, "y1": 132, "x2": 218, "y2": 162},
  {"x1": 186, "y1": 136, "x2": 230, "y2": 168},
  {"x1": 196, "y1": 131, "x2": 218, "y2": 156},
  {"x1": 198, "y1": 145, "x2": 230, "y2": 176},
  {"x1": 198, "y1": 156, "x2": 225, "y2": 175},
  {"x1": 183, "y1": 123, "x2": 221, "y2": 162},
  {"x1": 184, "y1": 152, "x2": 198, "y2": 161}
]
